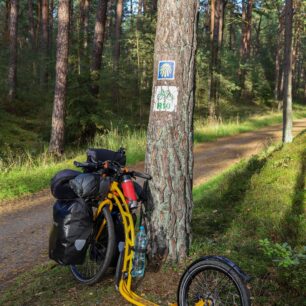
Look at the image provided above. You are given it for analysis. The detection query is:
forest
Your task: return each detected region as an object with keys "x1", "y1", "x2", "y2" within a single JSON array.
[{"x1": 0, "y1": 0, "x2": 305, "y2": 155}]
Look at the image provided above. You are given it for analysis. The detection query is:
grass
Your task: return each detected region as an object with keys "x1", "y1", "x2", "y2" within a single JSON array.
[
  {"x1": 0, "y1": 128, "x2": 146, "y2": 201},
  {"x1": 1, "y1": 132, "x2": 305, "y2": 305},
  {"x1": 194, "y1": 109, "x2": 306, "y2": 143},
  {"x1": 191, "y1": 131, "x2": 306, "y2": 304},
  {"x1": 0, "y1": 108, "x2": 305, "y2": 201}
]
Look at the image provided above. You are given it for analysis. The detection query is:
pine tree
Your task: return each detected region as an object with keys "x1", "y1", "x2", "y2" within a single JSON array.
[
  {"x1": 7, "y1": 0, "x2": 18, "y2": 102},
  {"x1": 282, "y1": 0, "x2": 293, "y2": 143},
  {"x1": 144, "y1": 0, "x2": 199, "y2": 262},
  {"x1": 49, "y1": 0, "x2": 70, "y2": 155}
]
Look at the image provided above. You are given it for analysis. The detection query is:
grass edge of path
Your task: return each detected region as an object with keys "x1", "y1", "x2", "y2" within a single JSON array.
[{"x1": 0, "y1": 110, "x2": 305, "y2": 201}]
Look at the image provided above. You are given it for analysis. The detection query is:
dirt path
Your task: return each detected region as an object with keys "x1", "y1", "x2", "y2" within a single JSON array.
[{"x1": 0, "y1": 119, "x2": 305, "y2": 290}]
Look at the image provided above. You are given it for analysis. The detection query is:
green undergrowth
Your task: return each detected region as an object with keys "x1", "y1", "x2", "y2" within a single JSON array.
[
  {"x1": 0, "y1": 111, "x2": 44, "y2": 152},
  {"x1": 0, "y1": 263, "x2": 124, "y2": 306},
  {"x1": 0, "y1": 109, "x2": 305, "y2": 201},
  {"x1": 0, "y1": 132, "x2": 305, "y2": 305},
  {"x1": 191, "y1": 131, "x2": 306, "y2": 304},
  {"x1": 194, "y1": 109, "x2": 306, "y2": 143},
  {"x1": 0, "y1": 128, "x2": 146, "y2": 201}
]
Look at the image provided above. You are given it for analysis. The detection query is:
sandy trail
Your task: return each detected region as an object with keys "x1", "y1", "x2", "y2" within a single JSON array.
[{"x1": 0, "y1": 119, "x2": 305, "y2": 290}]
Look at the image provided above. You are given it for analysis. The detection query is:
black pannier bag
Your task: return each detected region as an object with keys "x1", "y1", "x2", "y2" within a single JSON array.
[
  {"x1": 51, "y1": 169, "x2": 81, "y2": 200},
  {"x1": 69, "y1": 174, "x2": 110, "y2": 199},
  {"x1": 87, "y1": 148, "x2": 126, "y2": 166},
  {"x1": 49, "y1": 199, "x2": 93, "y2": 265}
]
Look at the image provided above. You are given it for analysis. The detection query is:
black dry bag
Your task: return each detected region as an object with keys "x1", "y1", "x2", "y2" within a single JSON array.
[
  {"x1": 87, "y1": 148, "x2": 126, "y2": 166},
  {"x1": 51, "y1": 169, "x2": 81, "y2": 200},
  {"x1": 70, "y1": 173, "x2": 110, "y2": 200},
  {"x1": 49, "y1": 199, "x2": 93, "y2": 265}
]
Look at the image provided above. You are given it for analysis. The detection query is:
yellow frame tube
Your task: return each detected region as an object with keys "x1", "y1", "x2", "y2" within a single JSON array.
[
  {"x1": 108, "y1": 181, "x2": 159, "y2": 306},
  {"x1": 94, "y1": 198, "x2": 113, "y2": 241}
]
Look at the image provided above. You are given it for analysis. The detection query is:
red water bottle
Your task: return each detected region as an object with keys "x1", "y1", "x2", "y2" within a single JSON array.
[{"x1": 121, "y1": 175, "x2": 138, "y2": 209}]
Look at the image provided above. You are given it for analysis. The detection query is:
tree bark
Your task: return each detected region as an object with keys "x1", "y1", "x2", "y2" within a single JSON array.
[
  {"x1": 113, "y1": 0, "x2": 123, "y2": 71},
  {"x1": 4, "y1": 0, "x2": 11, "y2": 43},
  {"x1": 36, "y1": 0, "x2": 41, "y2": 47},
  {"x1": 40, "y1": 0, "x2": 49, "y2": 85},
  {"x1": 275, "y1": 13, "x2": 284, "y2": 102},
  {"x1": 90, "y1": 0, "x2": 109, "y2": 95},
  {"x1": 28, "y1": 0, "x2": 35, "y2": 49},
  {"x1": 49, "y1": 0, "x2": 70, "y2": 155},
  {"x1": 282, "y1": 0, "x2": 293, "y2": 143},
  {"x1": 238, "y1": 0, "x2": 253, "y2": 95},
  {"x1": 209, "y1": 0, "x2": 216, "y2": 117},
  {"x1": 304, "y1": 68, "x2": 306, "y2": 101},
  {"x1": 227, "y1": 1, "x2": 234, "y2": 51},
  {"x1": 209, "y1": 0, "x2": 226, "y2": 117},
  {"x1": 143, "y1": 0, "x2": 149, "y2": 14},
  {"x1": 240, "y1": 0, "x2": 252, "y2": 59},
  {"x1": 144, "y1": 0, "x2": 198, "y2": 262},
  {"x1": 8, "y1": 0, "x2": 18, "y2": 102},
  {"x1": 291, "y1": 2, "x2": 302, "y2": 95},
  {"x1": 112, "y1": 0, "x2": 123, "y2": 106},
  {"x1": 49, "y1": 0, "x2": 54, "y2": 51},
  {"x1": 152, "y1": 0, "x2": 158, "y2": 12},
  {"x1": 80, "y1": 0, "x2": 90, "y2": 50}
]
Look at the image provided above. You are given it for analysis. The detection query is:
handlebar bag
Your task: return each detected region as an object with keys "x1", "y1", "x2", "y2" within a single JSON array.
[
  {"x1": 87, "y1": 148, "x2": 126, "y2": 166},
  {"x1": 69, "y1": 174, "x2": 110, "y2": 200},
  {"x1": 49, "y1": 199, "x2": 93, "y2": 265},
  {"x1": 51, "y1": 169, "x2": 81, "y2": 200}
]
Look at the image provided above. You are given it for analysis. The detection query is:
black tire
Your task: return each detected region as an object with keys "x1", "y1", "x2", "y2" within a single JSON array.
[
  {"x1": 114, "y1": 243, "x2": 124, "y2": 290},
  {"x1": 70, "y1": 206, "x2": 115, "y2": 285},
  {"x1": 178, "y1": 258, "x2": 251, "y2": 306}
]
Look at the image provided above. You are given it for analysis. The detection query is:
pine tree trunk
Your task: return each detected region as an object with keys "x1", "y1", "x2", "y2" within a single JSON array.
[
  {"x1": 28, "y1": 0, "x2": 35, "y2": 49},
  {"x1": 304, "y1": 68, "x2": 306, "y2": 101},
  {"x1": 36, "y1": 0, "x2": 41, "y2": 47},
  {"x1": 49, "y1": 0, "x2": 70, "y2": 155},
  {"x1": 113, "y1": 0, "x2": 123, "y2": 71},
  {"x1": 49, "y1": 0, "x2": 54, "y2": 52},
  {"x1": 239, "y1": 0, "x2": 253, "y2": 95},
  {"x1": 292, "y1": 18, "x2": 301, "y2": 94},
  {"x1": 80, "y1": 0, "x2": 90, "y2": 50},
  {"x1": 40, "y1": 0, "x2": 49, "y2": 85},
  {"x1": 152, "y1": 0, "x2": 158, "y2": 12},
  {"x1": 228, "y1": 2, "x2": 234, "y2": 50},
  {"x1": 275, "y1": 15, "x2": 284, "y2": 102},
  {"x1": 143, "y1": 0, "x2": 149, "y2": 14},
  {"x1": 209, "y1": 0, "x2": 225, "y2": 117},
  {"x1": 4, "y1": 0, "x2": 11, "y2": 43},
  {"x1": 209, "y1": 0, "x2": 216, "y2": 117},
  {"x1": 113, "y1": 0, "x2": 123, "y2": 107},
  {"x1": 8, "y1": 0, "x2": 18, "y2": 102},
  {"x1": 90, "y1": 0, "x2": 109, "y2": 96},
  {"x1": 282, "y1": 0, "x2": 293, "y2": 143},
  {"x1": 240, "y1": 0, "x2": 252, "y2": 59},
  {"x1": 144, "y1": 0, "x2": 198, "y2": 262}
]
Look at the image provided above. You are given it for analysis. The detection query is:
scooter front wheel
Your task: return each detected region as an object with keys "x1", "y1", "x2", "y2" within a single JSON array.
[{"x1": 177, "y1": 258, "x2": 251, "y2": 306}]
